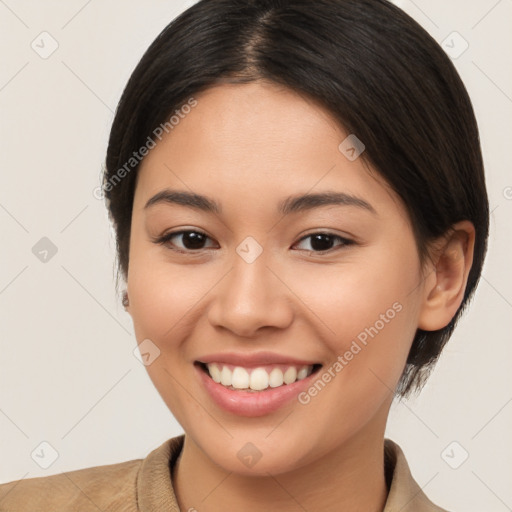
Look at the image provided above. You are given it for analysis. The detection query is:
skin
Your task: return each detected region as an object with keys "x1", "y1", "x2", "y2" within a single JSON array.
[{"x1": 125, "y1": 81, "x2": 475, "y2": 511}]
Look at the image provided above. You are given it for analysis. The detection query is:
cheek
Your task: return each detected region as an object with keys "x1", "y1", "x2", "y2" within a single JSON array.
[
  {"x1": 290, "y1": 242, "x2": 421, "y2": 411},
  {"x1": 127, "y1": 241, "x2": 210, "y2": 343},
  {"x1": 288, "y1": 274, "x2": 419, "y2": 454},
  {"x1": 126, "y1": 250, "x2": 211, "y2": 424},
  {"x1": 292, "y1": 240, "x2": 420, "y2": 348}
]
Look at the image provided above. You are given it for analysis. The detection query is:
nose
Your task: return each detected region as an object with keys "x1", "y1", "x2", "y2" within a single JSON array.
[{"x1": 207, "y1": 251, "x2": 294, "y2": 338}]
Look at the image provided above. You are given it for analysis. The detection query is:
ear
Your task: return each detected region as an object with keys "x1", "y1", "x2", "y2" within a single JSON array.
[{"x1": 417, "y1": 220, "x2": 476, "y2": 331}]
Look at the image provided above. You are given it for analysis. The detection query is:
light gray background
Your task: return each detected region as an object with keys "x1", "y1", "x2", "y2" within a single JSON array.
[{"x1": 0, "y1": 1, "x2": 511, "y2": 510}]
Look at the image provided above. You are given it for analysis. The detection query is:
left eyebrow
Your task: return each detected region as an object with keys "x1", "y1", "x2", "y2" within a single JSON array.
[
  {"x1": 277, "y1": 191, "x2": 377, "y2": 216},
  {"x1": 143, "y1": 188, "x2": 377, "y2": 216}
]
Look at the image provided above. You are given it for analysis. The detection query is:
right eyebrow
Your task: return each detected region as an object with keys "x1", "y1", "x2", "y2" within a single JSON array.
[{"x1": 144, "y1": 189, "x2": 221, "y2": 214}]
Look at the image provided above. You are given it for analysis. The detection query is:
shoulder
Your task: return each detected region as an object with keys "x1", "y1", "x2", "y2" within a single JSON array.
[
  {"x1": 384, "y1": 439, "x2": 450, "y2": 512},
  {"x1": 0, "y1": 456, "x2": 142, "y2": 512},
  {"x1": 0, "y1": 435, "x2": 185, "y2": 512}
]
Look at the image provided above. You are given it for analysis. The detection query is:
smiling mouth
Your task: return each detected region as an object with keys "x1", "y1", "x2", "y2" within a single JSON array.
[{"x1": 195, "y1": 361, "x2": 323, "y2": 392}]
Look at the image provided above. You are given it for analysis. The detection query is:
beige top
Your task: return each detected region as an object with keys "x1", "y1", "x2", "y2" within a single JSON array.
[{"x1": 0, "y1": 435, "x2": 448, "y2": 511}]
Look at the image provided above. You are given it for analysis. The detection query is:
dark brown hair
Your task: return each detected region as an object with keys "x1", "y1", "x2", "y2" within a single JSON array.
[{"x1": 103, "y1": 0, "x2": 489, "y2": 396}]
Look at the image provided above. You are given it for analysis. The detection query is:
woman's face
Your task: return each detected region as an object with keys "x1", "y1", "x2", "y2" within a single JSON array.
[{"x1": 126, "y1": 81, "x2": 429, "y2": 475}]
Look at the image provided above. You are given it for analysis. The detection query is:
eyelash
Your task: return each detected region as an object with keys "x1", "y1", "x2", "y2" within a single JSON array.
[{"x1": 152, "y1": 229, "x2": 355, "y2": 255}]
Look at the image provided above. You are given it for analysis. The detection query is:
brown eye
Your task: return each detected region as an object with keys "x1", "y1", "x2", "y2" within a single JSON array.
[
  {"x1": 294, "y1": 233, "x2": 354, "y2": 253},
  {"x1": 155, "y1": 230, "x2": 216, "y2": 252}
]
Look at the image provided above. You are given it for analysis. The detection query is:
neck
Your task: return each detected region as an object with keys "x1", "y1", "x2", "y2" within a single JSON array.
[{"x1": 172, "y1": 420, "x2": 390, "y2": 512}]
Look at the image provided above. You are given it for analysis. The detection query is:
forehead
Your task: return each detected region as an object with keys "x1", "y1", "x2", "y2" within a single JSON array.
[{"x1": 134, "y1": 82, "x2": 403, "y2": 222}]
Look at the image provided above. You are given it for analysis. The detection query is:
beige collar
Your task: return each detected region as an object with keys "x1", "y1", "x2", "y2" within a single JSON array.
[{"x1": 137, "y1": 435, "x2": 447, "y2": 511}]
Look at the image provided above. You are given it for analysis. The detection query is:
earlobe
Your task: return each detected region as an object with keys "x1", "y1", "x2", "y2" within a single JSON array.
[
  {"x1": 417, "y1": 220, "x2": 475, "y2": 331},
  {"x1": 122, "y1": 290, "x2": 130, "y2": 312}
]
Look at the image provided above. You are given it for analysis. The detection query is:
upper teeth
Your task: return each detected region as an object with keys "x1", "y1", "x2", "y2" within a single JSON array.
[{"x1": 206, "y1": 363, "x2": 314, "y2": 391}]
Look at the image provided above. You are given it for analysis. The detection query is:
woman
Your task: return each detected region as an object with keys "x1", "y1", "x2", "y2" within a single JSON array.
[{"x1": 0, "y1": 0, "x2": 489, "y2": 510}]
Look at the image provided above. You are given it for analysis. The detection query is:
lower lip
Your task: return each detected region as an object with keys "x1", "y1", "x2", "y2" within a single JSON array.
[{"x1": 195, "y1": 363, "x2": 321, "y2": 417}]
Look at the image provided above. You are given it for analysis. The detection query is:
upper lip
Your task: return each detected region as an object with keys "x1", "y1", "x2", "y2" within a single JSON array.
[{"x1": 196, "y1": 351, "x2": 321, "y2": 367}]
